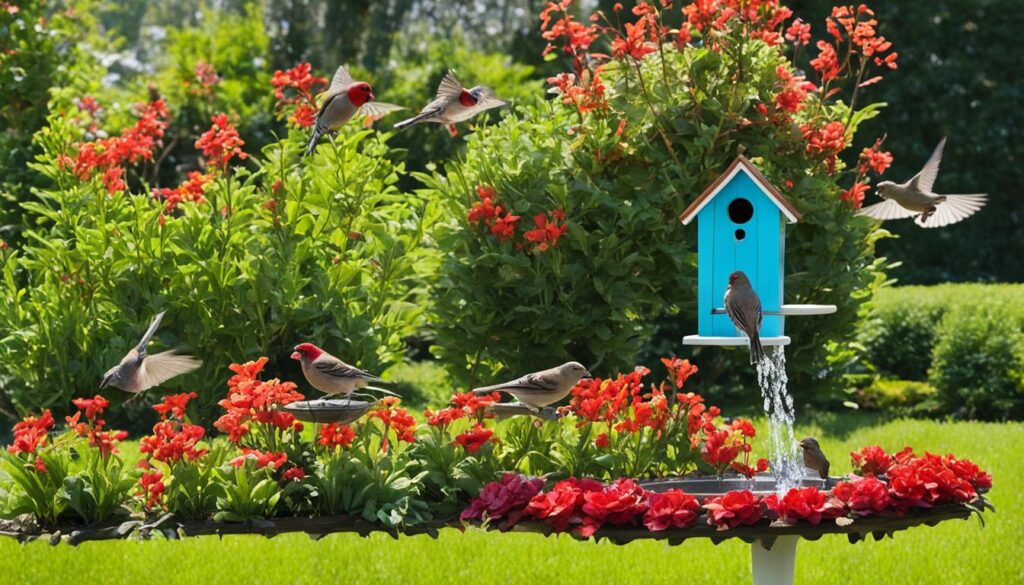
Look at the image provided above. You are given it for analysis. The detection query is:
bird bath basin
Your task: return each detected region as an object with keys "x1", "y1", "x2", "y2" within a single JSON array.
[
  {"x1": 284, "y1": 398, "x2": 373, "y2": 424},
  {"x1": 639, "y1": 472, "x2": 835, "y2": 497}
]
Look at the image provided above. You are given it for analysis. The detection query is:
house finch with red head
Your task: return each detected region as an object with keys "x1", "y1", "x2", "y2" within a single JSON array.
[
  {"x1": 799, "y1": 437, "x2": 831, "y2": 479},
  {"x1": 724, "y1": 271, "x2": 764, "y2": 365},
  {"x1": 858, "y1": 137, "x2": 987, "y2": 228},
  {"x1": 304, "y1": 65, "x2": 405, "y2": 156},
  {"x1": 394, "y1": 70, "x2": 508, "y2": 137},
  {"x1": 99, "y1": 311, "x2": 202, "y2": 393},
  {"x1": 291, "y1": 343, "x2": 394, "y2": 399},
  {"x1": 472, "y1": 362, "x2": 591, "y2": 411}
]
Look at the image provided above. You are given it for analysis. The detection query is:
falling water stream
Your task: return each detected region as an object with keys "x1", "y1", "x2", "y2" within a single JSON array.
[{"x1": 755, "y1": 346, "x2": 804, "y2": 492}]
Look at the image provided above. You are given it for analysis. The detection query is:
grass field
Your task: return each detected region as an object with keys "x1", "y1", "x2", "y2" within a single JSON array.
[{"x1": 1, "y1": 418, "x2": 1020, "y2": 585}]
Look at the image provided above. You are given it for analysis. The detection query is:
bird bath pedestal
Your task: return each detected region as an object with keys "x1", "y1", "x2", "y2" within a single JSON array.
[{"x1": 750, "y1": 536, "x2": 799, "y2": 585}]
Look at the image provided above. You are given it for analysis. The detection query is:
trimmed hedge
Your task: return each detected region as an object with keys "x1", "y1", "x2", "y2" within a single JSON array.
[{"x1": 860, "y1": 284, "x2": 1024, "y2": 419}]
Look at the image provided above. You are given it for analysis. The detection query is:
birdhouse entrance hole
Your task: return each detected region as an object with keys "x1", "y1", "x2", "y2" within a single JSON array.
[
  {"x1": 728, "y1": 198, "x2": 754, "y2": 224},
  {"x1": 735, "y1": 229, "x2": 746, "y2": 241}
]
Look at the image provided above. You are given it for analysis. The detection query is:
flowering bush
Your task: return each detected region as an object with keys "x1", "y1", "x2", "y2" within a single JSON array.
[{"x1": 427, "y1": 0, "x2": 892, "y2": 400}]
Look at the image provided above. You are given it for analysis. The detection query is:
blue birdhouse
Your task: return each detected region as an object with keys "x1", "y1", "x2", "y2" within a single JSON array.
[{"x1": 679, "y1": 156, "x2": 834, "y2": 348}]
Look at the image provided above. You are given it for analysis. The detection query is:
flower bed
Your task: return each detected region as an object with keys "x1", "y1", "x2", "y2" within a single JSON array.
[{"x1": 0, "y1": 357, "x2": 992, "y2": 546}]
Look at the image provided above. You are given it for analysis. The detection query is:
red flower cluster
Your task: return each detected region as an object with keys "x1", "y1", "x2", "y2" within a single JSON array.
[
  {"x1": 850, "y1": 444, "x2": 898, "y2": 476},
  {"x1": 230, "y1": 448, "x2": 288, "y2": 470},
  {"x1": 611, "y1": 17, "x2": 658, "y2": 61},
  {"x1": 453, "y1": 423, "x2": 496, "y2": 454},
  {"x1": 460, "y1": 473, "x2": 545, "y2": 529},
  {"x1": 195, "y1": 113, "x2": 247, "y2": 169},
  {"x1": 887, "y1": 452, "x2": 981, "y2": 510},
  {"x1": 66, "y1": 395, "x2": 128, "y2": 458},
  {"x1": 271, "y1": 62, "x2": 328, "y2": 129},
  {"x1": 140, "y1": 393, "x2": 207, "y2": 464},
  {"x1": 840, "y1": 181, "x2": 868, "y2": 209},
  {"x1": 70, "y1": 100, "x2": 169, "y2": 194},
  {"x1": 545, "y1": 71, "x2": 608, "y2": 115},
  {"x1": 643, "y1": 489, "x2": 700, "y2": 531},
  {"x1": 773, "y1": 65, "x2": 814, "y2": 114},
  {"x1": 579, "y1": 478, "x2": 648, "y2": 536},
  {"x1": 319, "y1": 423, "x2": 357, "y2": 450},
  {"x1": 523, "y1": 210, "x2": 568, "y2": 253},
  {"x1": 801, "y1": 120, "x2": 846, "y2": 173},
  {"x1": 449, "y1": 390, "x2": 500, "y2": 421},
  {"x1": 858, "y1": 139, "x2": 893, "y2": 175},
  {"x1": 186, "y1": 61, "x2": 219, "y2": 96},
  {"x1": 153, "y1": 171, "x2": 211, "y2": 216},
  {"x1": 765, "y1": 486, "x2": 844, "y2": 525},
  {"x1": 704, "y1": 490, "x2": 764, "y2": 530},
  {"x1": 832, "y1": 476, "x2": 891, "y2": 517},
  {"x1": 7, "y1": 410, "x2": 54, "y2": 455},
  {"x1": 369, "y1": 397, "x2": 417, "y2": 451},
  {"x1": 282, "y1": 466, "x2": 306, "y2": 481},
  {"x1": 684, "y1": 0, "x2": 793, "y2": 48},
  {"x1": 539, "y1": 0, "x2": 598, "y2": 58},
  {"x1": 137, "y1": 470, "x2": 165, "y2": 510},
  {"x1": 661, "y1": 356, "x2": 698, "y2": 389},
  {"x1": 524, "y1": 477, "x2": 604, "y2": 532},
  {"x1": 825, "y1": 5, "x2": 897, "y2": 70},
  {"x1": 568, "y1": 367, "x2": 645, "y2": 425},
  {"x1": 423, "y1": 406, "x2": 467, "y2": 428},
  {"x1": 214, "y1": 357, "x2": 305, "y2": 445},
  {"x1": 701, "y1": 427, "x2": 748, "y2": 474},
  {"x1": 466, "y1": 186, "x2": 521, "y2": 243},
  {"x1": 785, "y1": 18, "x2": 811, "y2": 46}
]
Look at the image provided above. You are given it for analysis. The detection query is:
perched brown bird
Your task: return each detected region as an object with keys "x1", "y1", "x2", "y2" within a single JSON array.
[
  {"x1": 291, "y1": 343, "x2": 396, "y2": 400},
  {"x1": 724, "y1": 271, "x2": 764, "y2": 365},
  {"x1": 799, "y1": 437, "x2": 831, "y2": 479},
  {"x1": 471, "y1": 362, "x2": 592, "y2": 412}
]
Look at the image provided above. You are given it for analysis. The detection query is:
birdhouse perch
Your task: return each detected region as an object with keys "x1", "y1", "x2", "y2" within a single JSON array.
[{"x1": 680, "y1": 155, "x2": 836, "y2": 347}]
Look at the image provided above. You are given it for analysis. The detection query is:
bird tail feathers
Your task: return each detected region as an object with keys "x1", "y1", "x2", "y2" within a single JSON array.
[
  {"x1": 136, "y1": 311, "x2": 166, "y2": 352},
  {"x1": 304, "y1": 127, "x2": 323, "y2": 157},
  {"x1": 749, "y1": 335, "x2": 765, "y2": 365},
  {"x1": 393, "y1": 115, "x2": 424, "y2": 130}
]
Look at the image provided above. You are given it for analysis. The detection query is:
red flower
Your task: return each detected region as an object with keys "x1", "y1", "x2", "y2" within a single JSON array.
[
  {"x1": 137, "y1": 470, "x2": 165, "y2": 510},
  {"x1": 731, "y1": 458, "x2": 770, "y2": 479},
  {"x1": 153, "y1": 171, "x2": 211, "y2": 216},
  {"x1": 943, "y1": 455, "x2": 992, "y2": 491},
  {"x1": 33, "y1": 456, "x2": 48, "y2": 474},
  {"x1": 524, "y1": 477, "x2": 604, "y2": 532},
  {"x1": 450, "y1": 391, "x2": 500, "y2": 418},
  {"x1": 89, "y1": 429, "x2": 129, "y2": 458},
  {"x1": 643, "y1": 489, "x2": 700, "y2": 531},
  {"x1": 7, "y1": 410, "x2": 55, "y2": 455},
  {"x1": 195, "y1": 113, "x2": 247, "y2": 169},
  {"x1": 785, "y1": 18, "x2": 811, "y2": 46},
  {"x1": 271, "y1": 62, "x2": 328, "y2": 128},
  {"x1": 152, "y1": 392, "x2": 198, "y2": 421},
  {"x1": 840, "y1": 181, "x2": 869, "y2": 209},
  {"x1": 801, "y1": 121, "x2": 846, "y2": 173},
  {"x1": 523, "y1": 211, "x2": 569, "y2": 253},
  {"x1": 424, "y1": 406, "x2": 466, "y2": 428},
  {"x1": 764, "y1": 487, "x2": 844, "y2": 525},
  {"x1": 461, "y1": 474, "x2": 545, "y2": 528},
  {"x1": 887, "y1": 452, "x2": 977, "y2": 510},
  {"x1": 369, "y1": 399, "x2": 417, "y2": 450},
  {"x1": 282, "y1": 466, "x2": 307, "y2": 481},
  {"x1": 701, "y1": 428, "x2": 745, "y2": 473},
  {"x1": 215, "y1": 357, "x2": 304, "y2": 445},
  {"x1": 660, "y1": 356, "x2": 698, "y2": 389},
  {"x1": 490, "y1": 213, "x2": 521, "y2": 242},
  {"x1": 832, "y1": 476, "x2": 891, "y2": 517},
  {"x1": 810, "y1": 40, "x2": 841, "y2": 82},
  {"x1": 611, "y1": 18, "x2": 657, "y2": 61},
  {"x1": 858, "y1": 140, "x2": 893, "y2": 175},
  {"x1": 704, "y1": 490, "x2": 763, "y2": 530},
  {"x1": 594, "y1": 433, "x2": 610, "y2": 449},
  {"x1": 319, "y1": 423, "x2": 357, "y2": 450},
  {"x1": 579, "y1": 478, "x2": 648, "y2": 536},
  {"x1": 453, "y1": 423, "x2": 496, "y2": 454},
  {"x1": 194, "y1": 61, "x2": 219, "y2": 89},
  {"x1": 568, "y1": 367, "x2": 646, "y2": 424},
  {"x1": 140, "y1": 419, "x2": 208, "y2": 464},
  {"x1": 231, "y1": 448, "x2": 288, "y2": 470},
  {"x1": 72, "y1": 395, "x2": 110, "y2": 420},
  {"x1": 468, "y1": 186, "x2": 502, "y2": 224},
  {"x1": 69, "y1": 100, "x2": 169, "y2": 193},
  {"x1": 850, "y1": 445, "x2": 895, "y2": 476}
]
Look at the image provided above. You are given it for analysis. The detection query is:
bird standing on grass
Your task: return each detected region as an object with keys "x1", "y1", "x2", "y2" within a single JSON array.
[
  {"x1": 99, "y1": 312, "x2": 202, "y2": 394},
  {"x1": 471, "y1": 362, "x2": 592, "y2": 412},
  {"x1": 799, "y1": 437, "x2": 831, "y2": 479},
  {"x1": 857, "y1": 137, "x2": 987, "y2": 228},
  {"x1": 304, "y1": 65, "x2": 405, "y2": 156},
  {"x1": 291, "y1": 343, "x2": 395, "y2": 400},
  {"x1": 724, "y1": 271, "x2": 764, "y2": 365},
  {"x1": 393, "y1": 70, "x2": 508, "y2": 137}
]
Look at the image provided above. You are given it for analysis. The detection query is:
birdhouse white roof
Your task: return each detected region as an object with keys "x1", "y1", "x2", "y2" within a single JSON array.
[{"x1": 679, "y1": 156, "x2": 802, "y2": 225}]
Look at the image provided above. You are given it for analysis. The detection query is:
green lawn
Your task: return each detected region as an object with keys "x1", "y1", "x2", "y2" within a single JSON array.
[{"x1": 1, "y1": 418, "x2": 1020, "y2": 584}]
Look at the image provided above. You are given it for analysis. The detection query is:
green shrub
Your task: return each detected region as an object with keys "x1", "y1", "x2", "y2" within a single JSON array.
[
  {"x1": 930, "y1": 305, "x2": 1024, "y2": 420},
  {"x1": 425, "y1": 3, "x2": 889, "y2": 390},
  {"x1": 0, "y1": 108, "x2": 438, "y2": 425},
  {"x1": 857, "y1": 378, "x2": 939, "y2": 418}
]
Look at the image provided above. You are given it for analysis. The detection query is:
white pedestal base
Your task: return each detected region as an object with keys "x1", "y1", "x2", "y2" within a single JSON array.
[{"x1": 751, "y1": 536, "x2": 798, "y2": 585}]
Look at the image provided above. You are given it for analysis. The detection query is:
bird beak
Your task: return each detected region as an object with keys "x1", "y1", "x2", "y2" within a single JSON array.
[
  {"x1": 290, "y1": 351, "x2": 301, "y2": 361},
  {"x1": 581, "y1": 371, "x2": 593, "y2": 380},
  {"x1": 368, "y1": 92, "x2": 376, "y2": 102},
  {"x1": 98, "y1": 373, "x2": 112, "y2": 390}
]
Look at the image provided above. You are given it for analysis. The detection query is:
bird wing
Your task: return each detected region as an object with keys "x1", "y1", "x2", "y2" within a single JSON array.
[
  {"x1": 434, "y1": 70, "x2": 464, "y2": 101},
  {"x1": 857, "y1": 199, "x2": 918, "y2": 221},
  {"x1": 910, "y1": 137, "x2": 946, "y2": 193},
  {"x1": 725, "y1": 291, "x2": 762, "y2": 336},
  {"x1": 138, "y1": 351, "x2": 202, "y2": 391},
  {"x1": 474, "y1": 371, "x2": 561, "y2": 395},
  {"x1": 135, "y1": 311, "x2": 166, "y2": 355},
  {"x1": 328, "y1": 65, "x2": 354, "y2": 94},
  {"x1": 914, "y1": 194, "x2": 987, "y2": 228},
  {"x1": 313, "y1": 358, "x2": 385, "y2": 383},
  {"x1": 358, "y1": 101, "x2": 406, "y2": 119}
]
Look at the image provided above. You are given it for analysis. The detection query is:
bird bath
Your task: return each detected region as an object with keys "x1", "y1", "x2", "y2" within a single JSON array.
[{"x1": 284, "y1": 398, "x2": 373, "y2": 424}]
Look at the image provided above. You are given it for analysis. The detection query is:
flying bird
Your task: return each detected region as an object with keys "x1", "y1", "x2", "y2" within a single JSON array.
[
  {"x1": 393, "y1": 70, "x2": 508, "y2": 137},
  {"x1": 799, "y1": 437, "x2": 831, "y2": 480},
  {"x1": 291, "y1": 343, "x2": 395, "y2": 400},
  {"x1": 304, "y1": 65, "x2": 405, "y2": 156},
  {"x1": 857, "y1": 137, "x2": 987, "y2": 228},
  {"x1": 723, "y1": 271, "x2": 764, "y2": 365},
  {"x1": 99, "y1": 312, "x2": 202, "y2": 394},
  {"x1": 471, "y1": 362, "x2": 592, "y2": 411}
]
